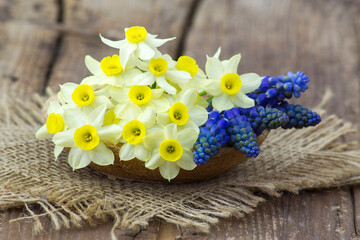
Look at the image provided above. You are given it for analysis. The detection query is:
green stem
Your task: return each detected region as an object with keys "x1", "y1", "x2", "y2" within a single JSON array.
[{"x1": 199, "y1": 90, "x2": 207, "y2": 96}]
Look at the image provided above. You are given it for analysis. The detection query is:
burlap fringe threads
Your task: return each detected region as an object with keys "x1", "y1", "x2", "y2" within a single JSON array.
[{"x1": 1, "y1": 82, "x2": 360, "y2": 240}]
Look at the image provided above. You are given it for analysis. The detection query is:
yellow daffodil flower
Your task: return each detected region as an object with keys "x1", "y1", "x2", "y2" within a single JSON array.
[
  {"x1": 52, "y1": 105, "x2": 122, "y2": 170},
  {"x1": 143, "y1": 123, "x2": 197, "y2": 181},
  {"x1": 204, "y1": 48, "x2": 262, "y2": 111},
  {"x1": 99, "y1": 26, "x2": 175, "y2": 69}
]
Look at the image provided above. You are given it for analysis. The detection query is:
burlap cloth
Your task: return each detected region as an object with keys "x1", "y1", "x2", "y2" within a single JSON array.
[{"x1": 1, "y1": 81, "x2": 360, "y2": 239}]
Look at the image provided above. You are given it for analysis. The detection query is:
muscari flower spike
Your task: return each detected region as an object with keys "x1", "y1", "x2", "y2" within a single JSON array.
[
  {"x1": 275, "y1": 102, "x2": 321, "y2": 129},
  {"x1": 223, "y1": 108, "x2": 259, "y2": 157},
  {"x1": 193, "y1": 111, "x2": 229, "y2": 165},
  {"x1": 248, "y1": 71, "x2": 310, "y2": 107},
  {"x1": 238, "y1": 106, "x2": 289, "y2": 135}
]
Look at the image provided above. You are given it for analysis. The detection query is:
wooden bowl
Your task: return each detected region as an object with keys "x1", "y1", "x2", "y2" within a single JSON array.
[
  {"x1": 43, "y1": 96, "x2": 269, "y2": 183},
  {"x1": 89, "y1": 130, "x2": 269, "y2": 183}
]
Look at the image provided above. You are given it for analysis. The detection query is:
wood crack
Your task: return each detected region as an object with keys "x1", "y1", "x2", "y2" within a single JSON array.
[
  {"x1": 41, "y1": 0, "x2": 64, "y2": 94},
  {"x1": 175, "y1": 0, "x2": 203, "y2": 58},
  {"x1": 350, "y1": 186, "x2": 359, "y2": 236}
]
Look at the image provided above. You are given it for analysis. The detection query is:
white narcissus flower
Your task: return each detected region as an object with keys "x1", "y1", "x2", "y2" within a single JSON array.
[
  {"x1": 52, "y1": 105, "x2": 122, "y2": 170},
  {"x1": 58, "y1": 82, "x2": 113, "y2": 113},
  {"x1": 110, "y1": 85, "x2": 170, "y2": 120},
  {"x1": 119, "y1": 107, "x2": 156, "y2": 161},
  {"x1": 175, "y1": 56, "x2": 208, "y2": 91},
  {"x1": 81, "y1": 54, "x2": 141, "y2": 88},
  {"x1": 133, "y1": 54, "x2": 191, "y2": 94},
  {"x1": 205, "y1": 48, "x2": 262, "y2": 111},
  {"x1": 100, "y1": 26, "x2": 175, "y2": 69},
  {"x1": 35, "y1": 101, "x2": 65, "y2": 161},
  {"x1": 143, "y1": 123, "x2": 197, "y2": 181},
  {"x1": 157, "y1": 88, "x2": 207, "y2": 132}
]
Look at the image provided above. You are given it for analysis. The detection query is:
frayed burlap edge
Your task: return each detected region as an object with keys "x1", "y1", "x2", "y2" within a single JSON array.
[{"x1": 1, "y1": 80, "x2": 360, "y2": 240}]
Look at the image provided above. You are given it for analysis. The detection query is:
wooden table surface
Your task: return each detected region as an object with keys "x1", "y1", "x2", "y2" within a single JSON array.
[{"x1": 0, "y1": 0, "x2": 359, "y2": 239}]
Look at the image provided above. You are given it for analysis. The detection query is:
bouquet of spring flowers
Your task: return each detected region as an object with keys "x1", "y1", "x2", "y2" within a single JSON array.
[{"x1": 36, "y1": 26, "x2": 321, "y2": 181}]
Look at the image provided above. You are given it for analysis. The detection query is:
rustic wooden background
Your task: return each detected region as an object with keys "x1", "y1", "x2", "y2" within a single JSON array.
[{"x1": 0, "y1": 0, "x2": 359, "y2": 239}]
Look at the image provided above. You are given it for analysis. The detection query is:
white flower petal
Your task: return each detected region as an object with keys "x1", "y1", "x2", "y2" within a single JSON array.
[
  {"x1": 231, "y1": 91, "x2": 255, "y2": 108},
  {"x1": 138, "y1": 107, "x2": 156, "y2": 128},
  {"x1": 48, "y1": 101, "x2": 62, "y2": 114},
  {"x1": 59, "y1": 82, "x2": 77, "y2": 104},
  {"x1": 92, "y1": 95, "x2": 114, "y2": 109},
  {"x1": 182, "y1": 120, "x2": 200, "y2": 134},
  {"x1": 35, "y1": 124, "x2": 52, "y2": 140},
  {"x1": 145, "y1": 36, "x2": 175, "y2": 48},
  {"x1": 137, "y1": 42, "x2": 155, "y2": 60},
  {"x1": 102, "y1": 75, "x2": 123, "y2": 87},
  {"x1": 177, "y1": 128, "x2": 198, "y2": 149},
  {"x1": 120, "y1": 42, "x2": 137, "y2": 69},
  {"x1": 151, "y1": 97, "x2": 170, "y2": 113},
  {"x1": 212, "y1": 47, "x2": 221, "y2": 58},
  {"x1": 134, "y1": 72, "x2": 155, "y2": 86},
  {"x1": 164, "y1": 123, "x2": 177, "y2": 140},
  {"x1": 85, "y1": 55, "x2": 101, "y2": 75},
  {"x1": 212, "y1": 94, "x2": 234, "y2": 111},
  {"x1": 165, "y1": 70, "x2": 191, "y2": 85},
  {"x1": 87, "y1": 104, "x2": 106, "y2": 127},
  {"x1": 204, "y1": 79, "x2": 222, "y2": 96},
  {"x1": 99, "y1": 34, "x2": 126, "y2": 49},
  {"x1": 159, "y1": 161, "x2": 180, "y2": 181},
  {"x1": 177, "y1": 89, "x2": 197, "y2": 107},
  {"x1": 156, "y1": 76, "x2": 176, "y2": 94},
  {"x1": 134, "y1": 144, "x2": 150, "y2": 161},
  {"x1": 189, "y1": 106, "x2": 208, "y2": 126},
  {"x1": 119, "y1": 143, "x2": 135, "y2": 161},
  {"x1": 81, "y1": 76, "x2": 101, "y2": 87},
  {"x1": 89, "y1": 142, "x2": 114, "y2": 166},
  {"x1": 97, "y1": 124, "x2": 122, "y2": 144},
  {"x1": 145, "y1": 151, "x2": 165, "y2": 169},
  {"x1": 222, "y1": 53, "x2": 241, "y2": 73},
  {"x1": 63, "y1": 108, "x2": 86, "y2": 128},
  {"x1": 68, "y1": 147, "x2": 91, "y2": 170},
  {"x1": 53, "y1": 129, "x2": 75, "y2": 147},
  {"x1": 54, "y1": 145, "x2": 64, "y2": 161},
  {"x1": 109, "y1": 87, "x2": 129, "y2": 103},
  {"x1": 151, "y1": 89, "x2": 164, "y2": 98},
  {"x1": 162, "y1": 54, "x2": 176, "y2": 69},
  {"x1": 240, "y1": 73, "x2": 262, "y2": 93},
  {"x1": 115, "y1": 102, "x2": 142, "y2": 121},
  {"x1": 144, "y1": 130, "x2": 164, "y2": 150},
  {"x1": 206, "y1": 57, "x2": 223, "y2": 79},
  {"x1": 157, "y1": 112, "x2": 171, "y2": 127},
  {"x1": 176, "y1": 149, "x2": 197, "y2": 170},
  {"x1": 122, "y1": 68, "x2": 143, "y2": 86}
]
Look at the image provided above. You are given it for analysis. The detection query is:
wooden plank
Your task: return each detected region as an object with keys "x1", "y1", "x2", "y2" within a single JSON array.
[
  {"x1": 183, "y1": 0, "x2": 360, "y2": 238},
  {"x1": 179, "y1": 187, "x2": 355, "y2": 239},
  {"x1": 0, "y1": 207, "x2": 160, "y2": 240},
  {"x1": 0, "y1": 0, "x2": 58, "y2": 98},
  {"x1": 347, "y1": 0, "x2": 360, "y2": 236},
  {"x1": 0, "y1": 21, "x2": 59, "y2": 98},
  {"x1": 0, "y1": 0, "x2": 57, "y2": 22},
  {"x1": 47, "y1": 0, "x2": 194, "y2": 90}
]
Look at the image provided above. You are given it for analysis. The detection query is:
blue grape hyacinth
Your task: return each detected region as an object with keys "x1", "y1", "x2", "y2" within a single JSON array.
[
  {"x1": 238, "y1": 106, "x2": 289, "y2": 135},
  {"x1": 275, "y1": 102, "x2": 321, "y2": 129},
  {"x1": 223, "y1": 108, "x2": 259, "y2": 157},
  {"x1": 193, "y1": 111, "x2": 230, "y2": 165},
  {"x1": 192, "y1": 70, "x2": 320, "y2": 167},
  {"x1": 248, "y1": 71, "x2": 310, "y2": 107}
]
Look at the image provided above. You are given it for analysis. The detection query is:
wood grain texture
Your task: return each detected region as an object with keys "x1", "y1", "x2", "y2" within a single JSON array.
[
  {"x1": 1, "y1": 0, "x2": 360, "y2": 239},
  {"x1": 178, "y1": 187, "x2": 356, "y2": 240},
  {"x1": 47, "y1": 0, "x2": 194, "y2": 90},
  {"x1": 182, "y1": 0, "x2": 360, "y2": 239},
  {"x1": 0, "y1": 0, "x2": 58, "y2": 96}
]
